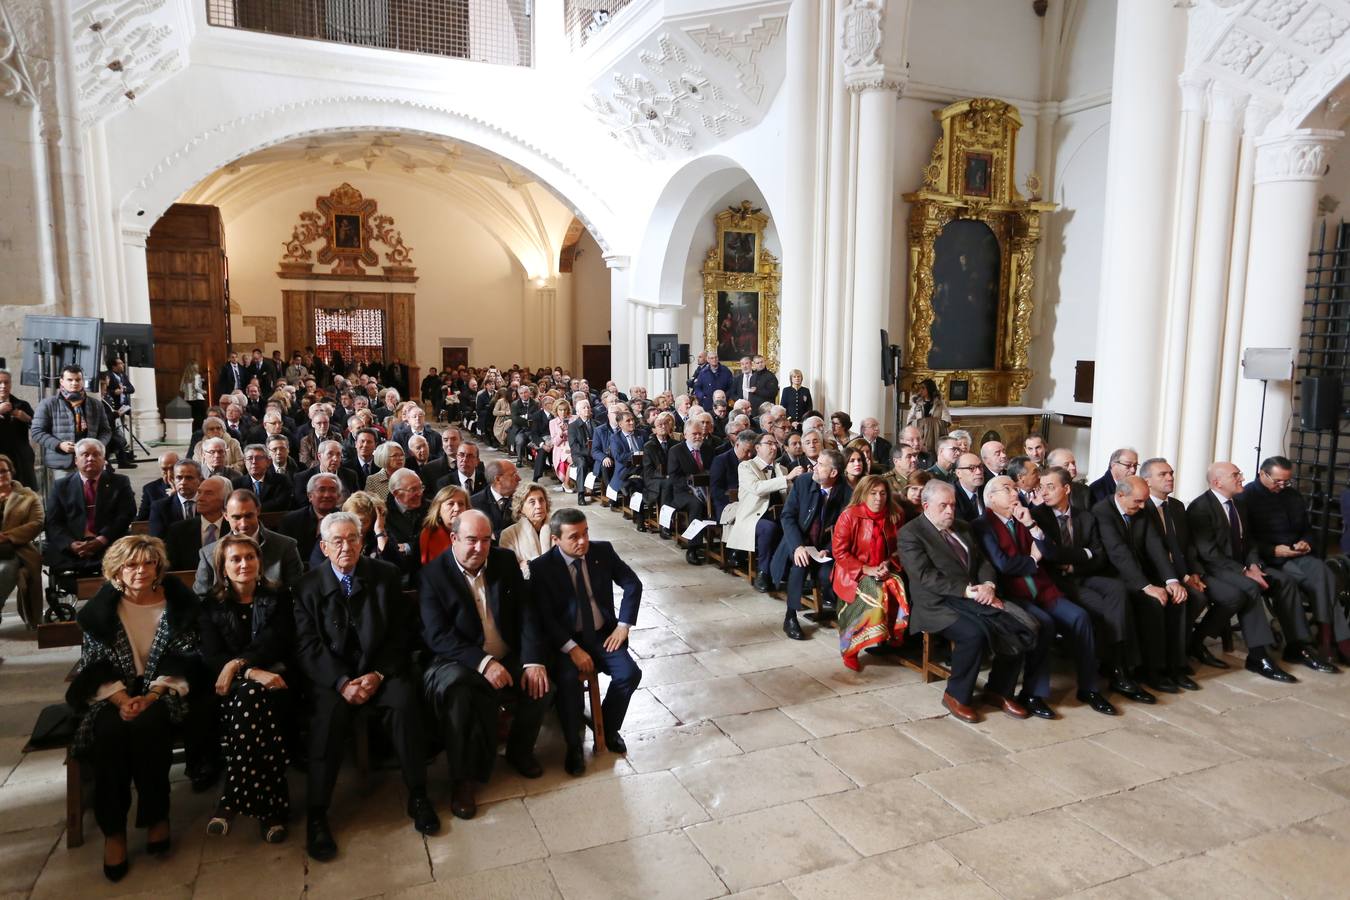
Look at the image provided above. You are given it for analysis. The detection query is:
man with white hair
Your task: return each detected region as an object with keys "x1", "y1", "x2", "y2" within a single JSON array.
[
  {"x1": 900, "y1": 424, "x2": 931, "y2": 469},
  {"x1": 1047, "y1": 447, "x2": 1092, "y2": 509},
  {"x1": 386, "y1": 468, "x2": 429, "y2": 578},
  {"x1": 860, "y1": 418, "x2": 891, "y2": 473},
  {"x1": 294, "y1": 511, "x2": 440, "y2": 861},
  {"x1": 472, "y1": 459, "x2": 521, "y2": 540},
  {"x1": 280, "y1": 471, "x2": 345, "y2": 563},
  {"x1": 293, "y1": 439, "x2": 358, "y2": 506},
  {"x1": 200, "y1": 437, "x2": 239, "y2": 480},
  {"x1": 392, "y1": 403, "x2": 443, "y2": 459},
  {"x1": 43, "y1": 437, "x2": 133, "y2": 576},
  {"x1": 164, "y1": 474, "x2": 231, "y2": 570}
]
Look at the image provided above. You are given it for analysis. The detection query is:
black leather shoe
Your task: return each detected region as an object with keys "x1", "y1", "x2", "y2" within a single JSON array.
[
  {"x1": 1173, "y1": 672, "x2": 1200, "y2": 691},
  {"x1": 1078, "y1": 691, "x2": 1117, "y2": 716},
  {"x1": 1284, "y1": 646, "x2": 1338, "y2": 674},
  {"x1": 564, "y1": 746, "x2": 586, "y2": 776},
  {"x1": 306, "y1": 814, "x2": 338, "y2": 862},
  {"x1": 1191, "y1": 643, "x2": 1230, "y2": 669},
  {"x1": 407, "y1": 794, "x2": 440, "y2": 835},
  {"x1": 506, "y1": 751, "x2": 543, "y2": 779},
  {"x1": 1023, "y1": 696, "x2": 1057, "y2": 720},
  {"x1": 605, "y1": 732, "x2": 627, "y2": 754},
  {"x1": 1144, "y1": 675, "x2": 1180, "y2": 694},
  {"x1": 146, "y1": 836, "x2": 171, "y2": 856},
  {"x1": 1110, "y1": 677, "x2": 1156, "y2": 704},
  {"x1": 636, "y1": 521, "x2": 649, "y2": 533},
  {"x1": 1247, "y1": 655, "x2": 1298, "y2": 683},
  {"x1": 783, "y1": 613, "x2": 805, "y2": 641},
  {"x1": 577, "y1": 495, "x2": 590, "y2": 506},
  {"x1": 659, "y1": 527, "x2": 673, "y2": 540},
  {"x1": 103, "y1": 860, "x2": 129, "y2": 883},
  {"x1": 753, "y1": 572, "x2": 773, "y2": 593},
  {"x1": 685, "y1": 549, "x2": 706, "y2": 566},
  {"x1": 449, "y1": 780, "x2": 476, "y2": 821}
]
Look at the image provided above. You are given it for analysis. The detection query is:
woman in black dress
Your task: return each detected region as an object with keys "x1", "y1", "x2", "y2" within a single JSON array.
[
  {"x1": 780, "y1": 369, "x2": 813, "y2": 426},
  {"x1": 199, "y1": 533, "x2": 293, "y2": 843},
  {"x1": 0, "y1": 370, "x2": 36, "y2": 487}
]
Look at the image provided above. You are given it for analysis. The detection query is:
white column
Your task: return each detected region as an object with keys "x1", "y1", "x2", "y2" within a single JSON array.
[
  {"x1": 555, "y1": 273, "x2": 575, "y2": 371},
  {"x1": 604, "y1": 255, "x2": 632, "y2": 389},
  {"x1": 1156, "y1": 76, "x2": 1209, "y2": 464},
  {"x1": 1088, "y1": 0, "x2": 1187, "y2": 472},
  {"x1": 779, "y1": 0, "x2": 820, "y2": 380},
  {"x1": 1176, "y1": 84, "x2": 1246, "y2": 495},
  {"x1": 120, "y1": 223, "x2": 162, "y2": 440},
  {"x1": 1229, "y1": 129, "x2": 1342, "y2": 467}
]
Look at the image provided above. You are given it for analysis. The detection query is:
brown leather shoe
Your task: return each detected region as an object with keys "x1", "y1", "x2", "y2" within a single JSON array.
[
  {"x1": 942, "y1": 692, "x2": 980, "y2": 724},
  {"x1": 985, "y1": 691, "x2": 1030, "y2": 719},
  {"x1": 450, "y1": 779, "x2": 477, "y2": 820}
]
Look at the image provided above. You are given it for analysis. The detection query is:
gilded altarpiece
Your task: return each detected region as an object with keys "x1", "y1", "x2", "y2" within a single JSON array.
[
  {"x1": 902, "y1": 99, "x2": 1055, "y2": 407},
  {"x1": 702, "y1": 201, "x2": 781, "y2": 374}
]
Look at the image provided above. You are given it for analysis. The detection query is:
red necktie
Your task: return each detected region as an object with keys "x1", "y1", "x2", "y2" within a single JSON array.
[
  {"x1": 692, "y1": 448, "x2": 703, "y2": 470},
  {"x1": 83, "y1": 478, "x2": 97, "y2": 535}
]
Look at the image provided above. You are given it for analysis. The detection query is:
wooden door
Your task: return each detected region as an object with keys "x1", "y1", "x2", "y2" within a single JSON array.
[
  {"x1": 146, "y1": 204, "x2": 229, "y2": 412},
  {"x1": 581, "y1": 345, "x2": 610, "y2": 387},
  {"x1": 442, "y1": 346, "x2": 468, "y2": 371}
]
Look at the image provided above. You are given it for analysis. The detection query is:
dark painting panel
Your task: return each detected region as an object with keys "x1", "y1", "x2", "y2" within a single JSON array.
[
  {"x1": 722, "y1": 231, "x2": 757, "y2": 273},
  {"x1": 716, "y1": 290, "x2": 760, "y2": 361},
  {"x1": 334, "y1": 214, "x2": 362, "y2": 249},
  {"x1": 929, "y1": 219, "x2": 999, "y2": 371}
]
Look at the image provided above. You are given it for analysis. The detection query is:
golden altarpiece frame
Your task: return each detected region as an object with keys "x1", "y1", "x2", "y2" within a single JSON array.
[
  {"x1": 902, "y1": 99, "x2": 1055, "y2": 407},
  {"x1": 702, "y1": 201, "x2": 781, "y2": 374}
]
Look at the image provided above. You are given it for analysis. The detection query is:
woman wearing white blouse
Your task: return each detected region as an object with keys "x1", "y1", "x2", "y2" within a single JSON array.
[
  {"x1": 66, "y1": 535, "x2": 199, "y2": 882},
  {"x1": 498, "y1": 482, "x2": 552, "y2": 574}
]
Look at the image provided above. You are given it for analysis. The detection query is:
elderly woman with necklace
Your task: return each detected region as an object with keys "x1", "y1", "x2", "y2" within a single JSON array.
[{"x1": 66, "y1": 535, "x2": 198, "y2": 882}]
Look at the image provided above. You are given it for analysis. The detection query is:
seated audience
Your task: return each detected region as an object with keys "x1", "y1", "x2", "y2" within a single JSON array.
[
  {"x1": 198, "y1": 437, "x2": 241, "y2": 481},
  {"x1": 292, "y1": 440, "x2": 358, "y2": 507},
  {"x1": 192, "y1": 418, "x2": 244, "y2": 471},
  {"x1": 293, "y1": 512, "x2": 439, "y2": 862},
  {"x1": 137, "y1": 452, "x2": 178, "y2": 520},
  {"x1": 948, "y1": 430, "x2": 973, "y2": 455},
  {"x1": 832, "y1": 475, "x2": 909, "y2": 671},
  {"x1": 979, "y1": 440, "x2": 1007, "y2": 483},
  {"x1": 529, "y1": 508, "x2": 642, "y2": 775},
  {"x1": 772, "y1": 449, "x2": 848, "y2": 639},
  {"x1": 729, "y1": 433, "x2": 801, "y2": 592},
  {"x1": 472, "y1": 459, "x2": 521, "y2": 540},
  {"x1": 297, "y1": 410, "x2": 337, "y2": 468},
  {"x1": 420, "y1": 510, "x2": 554, "y2": 819},
  {"x1": 1046, "y1": 447, "x2": 1091, "y2": 508},
  {"x1": 150, "y1": 459, "x2": 202, "y2": 538},
  {"x1": 1024, "y1": 434, "x2": 1047, "y2": 466},
  {"x1": 842, "y1": 445, "x2": 868, "y2": 492},
  {"x1": 640, "y1": 411, "x2": 677, "y2": 534},
  {"x1": 345, "y1": 429, "x2": 379, "y2": 488},
  {"x1": 667, "y1": 417, "x2": 715, "y2": 565},
  {"x1": 421, "y1": 484, "x2": 471, "y2": 564},
  {"x1": 1089, "y1": 447, "x2": 1139, "y2": 506},
  {"x1": 363, "y1": 439, "x2": 405, "y2": 502},
  {"x1": 830, "y1": 411, "x2": 854, "y2": 445},
  {"x1": 392, "y1": 404, "x2": 443, "y2": 459},
  {"x1": 1008, "y1": 456, "x2": 1041, "y2": 506},
  {"x1": 952, "y1": 452, "x2": 987, "y2": 522},
  {"x1": 928, "y1": 437, "x2": 960, "y2": 484},
  {"x1": 267, "y1": 434, "x2": 299, "y2": 478},
  {"x1": 858, "y1": 418, "x2": 891, "y2": 472},
  {"x1": 66, "y1": 535, "x2": 197, "y2": 882},
  {"x1": 193, "y1": 489, "x2": 303, "y2": 593},
  {"x1": 567, "y1": 400, "x2": 596, "y2": 503},
  {"x1": 280, "y1": 472, "x2": 344, "y2": 564},
  {"x1": 549, "y1": 400, "x2": 573, "y2": 488},
  {"x1": 199, "y1": 534, "x2": 293, "y2": 843},
  {"x1": 711, "y1": 431, "x2": 756, "y2": 523},
  {"x1": 500, "y1": 482, "x2": 552, "y2": 573},
  {"x1": 44, "y1": 439, "x2": 134, "y2": 577},
  {"x1": 165, "y1": 475, "x2": 230, "y2": 570},
  {"x1": 232, "y1": 443, "x2": 292, "y2": 512},
  {"x1": 0, "y1": 453, "x2": 44, "y2": 626},
  {"x1": 882, "y1": 442, "x2": 918, "y2": 498},
  {"x1": 606, "y1": 411, "x2": 647, "y2": 493}
]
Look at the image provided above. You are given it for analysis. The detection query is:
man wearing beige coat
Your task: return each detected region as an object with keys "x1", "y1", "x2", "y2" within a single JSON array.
[{"x1": 728, "y1": 433, "x2": 805, "y2": 593}]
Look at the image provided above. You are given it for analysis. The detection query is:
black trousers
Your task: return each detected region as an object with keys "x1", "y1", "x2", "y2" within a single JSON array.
[
  {"x1": 786, "y1": 559, "x2": 834, "y2": 613},
  {"x1": 531, "y1": 444, "x2": 551, "y2": 482},
  {"x1": 511, "y1": 428, "x2": 531, "y2": 462},
  {"x1": 1066, "y1": 574, "x2": 1138, "y2": 669},
  {"x1": 572, "y1": 455, "x2": 592, "y2": 495},
  {"x1": 643, "y1": 475, "x2": 673, "y2": 513},
  {"x1": 551, "y1": 630, "x2": 642, "y2": 750},
  {"x1": 935, "y1": 612, "x2": 1022, "y2": 705},
  {"x1": 306, "y1": 674, "x2": 426, "y2": 812},
  {"x1": 1192, "y1": 571, "x2": 1276, "y2": 650},
  {"x1": 671, "y1": 491, "x2": 706, "y2": 548},
  {"x1": 1270, "y1": 556, "x2": 1350, "y2": 642},
  {"x1": 1130, "y1": 590, "x2": 1188, "y2": 677},
  {"x1": 90, "y1": 701, "x2": 173, "y2": 836},
  {"x1": 422, "y1": 655, "x2": 554, "y2": 783}
]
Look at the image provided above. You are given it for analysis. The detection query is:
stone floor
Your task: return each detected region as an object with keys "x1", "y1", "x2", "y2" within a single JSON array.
[{"x1": 3, "y1": 444, "x2": 1350, "y2": 898}]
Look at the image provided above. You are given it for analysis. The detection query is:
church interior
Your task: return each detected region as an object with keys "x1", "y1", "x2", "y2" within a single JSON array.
[{"x1": 4, "y1": 0, "x2": 1350, "y2": 896}]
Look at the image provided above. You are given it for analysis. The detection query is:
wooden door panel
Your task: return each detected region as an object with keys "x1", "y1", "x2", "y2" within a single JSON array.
[{"x1": 582, "y1": 345, "x2": 610, "y2": 388}]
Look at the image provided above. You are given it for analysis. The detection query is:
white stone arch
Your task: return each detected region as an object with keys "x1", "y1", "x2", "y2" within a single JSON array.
[{"x1": 116, "y1": 94, "x2": 622, "y2": 257}]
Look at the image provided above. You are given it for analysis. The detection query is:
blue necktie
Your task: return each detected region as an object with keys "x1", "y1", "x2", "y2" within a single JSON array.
[{"x1": 340, "y1": 574, "x2": 353, "y2": 597}]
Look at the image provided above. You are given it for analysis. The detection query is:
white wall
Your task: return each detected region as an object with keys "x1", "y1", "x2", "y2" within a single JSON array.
[
  {"x1": 216, "y1": 172, "x2": 533, "y2": 371},
  {"x1": 572, "y1": 228, "x2": 611, "y2": 352}
]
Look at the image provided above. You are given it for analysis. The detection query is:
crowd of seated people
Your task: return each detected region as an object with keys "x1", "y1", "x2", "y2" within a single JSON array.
[{"x1": 13, "y1": 346, "x2": 1350, "y2": 883}]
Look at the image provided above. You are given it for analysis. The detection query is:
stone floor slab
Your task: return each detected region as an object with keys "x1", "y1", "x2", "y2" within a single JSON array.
[{"x1": 685, "y1": 801, "x2": 858, "y2": 893}]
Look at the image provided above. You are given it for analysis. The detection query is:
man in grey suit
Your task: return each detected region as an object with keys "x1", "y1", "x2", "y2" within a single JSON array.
[
  {"x1": 193, "y1": 489, "x2": 305, "y2": 593},
  {"x1": 899, "y1": 479, "x2": 1037, "y2": 724}
]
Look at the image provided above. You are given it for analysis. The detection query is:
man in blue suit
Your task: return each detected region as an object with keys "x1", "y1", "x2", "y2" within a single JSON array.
[
  {"x1": 137, "y1": 451, "x2": 178, "y2": 520},
  {"x1": 771, "y1": 449, "x2": 849, "y2": 639},
  {"x1": 605, "y1": 411, "x2": 647, "y2": 493},
  {"x1": 692, "y1": 351, "x2": 733, "y2": 409},
  {"x1": 528, "y1": 508, "x2": 642, "y2": 776},
  {"x1": 149, "y1": 458, "x2": 203, "y2": 538},
  {"x1": 590, "y1": 405, "x2": 616, "y2": 490}
]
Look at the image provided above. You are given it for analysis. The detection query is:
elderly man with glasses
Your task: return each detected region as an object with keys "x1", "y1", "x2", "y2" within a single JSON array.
[{"x1": 1089, "y1": 447, "x2": 1139, "y2": 507}]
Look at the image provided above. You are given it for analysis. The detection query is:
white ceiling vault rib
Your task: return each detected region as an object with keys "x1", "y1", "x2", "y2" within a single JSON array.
[{"x1": 178, "y1": 130, "x2": 577, "y2": 279}]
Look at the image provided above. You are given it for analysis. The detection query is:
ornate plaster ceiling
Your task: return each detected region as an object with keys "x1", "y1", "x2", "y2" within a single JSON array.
[{"x1": 72, "y1": 0, "x2": 186, "y2": 124}]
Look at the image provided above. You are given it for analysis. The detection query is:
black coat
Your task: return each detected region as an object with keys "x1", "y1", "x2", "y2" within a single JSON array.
[
  {"x1": 1187, "y1": 490, "x2": 1261, "y2": 576},
  {"x1": 278, "y1": 505, "x2": 324, "y2": 564},
  {"x1": 139, "y1": 480, "x2": 171, "y2": 522},
  {"x1": 419, "y1": 546, "x2": 543, "y2": 669},
  {"x1": 293, "y1": 556, "x2": 411, "y2": 691},
  {"x1": 198, "y1": 585, "x2": 294, "y2": 676},
  {"x1": 665, "y1": 441, "x2": 709, "y2": 510},
  {"x1": 1143, "y1": 496, "x2": 1201, "y2": 581},
  {"x1": 292, "y1": 465, "x2": 358, "y2": 507},
  {"x1": 165, "y1": 515, "x2": 226, "y2": 571},
  {"x1": 1091, "y1": 497, "x2": 1174, "y2": 592},
  {"x1": 472, "y1": 488, "x2": 514, "y2": 539},
  {"x1": 781, "y1": 386, "x2": 813, "y2": 423},
  {"x1": 232, "y1": 469, "x2": 294, "y2": 513}
]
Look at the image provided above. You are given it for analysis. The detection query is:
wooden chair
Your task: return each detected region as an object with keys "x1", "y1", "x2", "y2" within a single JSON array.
[
  {"x1": 259, "y1": 510, "x2": 285, "y2": 530},
  {"x1": 580, "y1": 672, "x2": 607, "y2": 753},
  {"x1": 166, "y1": 570, "x2": 197, "y2": 589},
  {"x1": 129, "y1": 521, "x2": 150, "y2": 535}
]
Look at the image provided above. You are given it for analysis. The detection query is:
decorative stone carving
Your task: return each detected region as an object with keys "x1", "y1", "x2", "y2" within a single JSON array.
[
  {"x1": 71, "y1": 0, "x2": 183, "y2": 122},
  {"x1": 0, "y1": 7, "x2": 35, "y2": 106},
  {"x1": 840, "y1": 0, "x2": 883, "y2": 68},
  {"x1": 1254, "y1": 129, "x2": 1337, "y2": 182},
  {"x1": 1215, "y1": 28, "x2": 1264, "y2": 74},
  {"x1": 685, "y1": 15, "x2": 786, "y2": 104},
  {"x1": 1292, "y1": 5, "x2": 1350, "y2": 53},
  {"x1": 278, "y1": 183, "x2": 417, "y2": 281},
  {"x1": 1256, "y1": 49, "x2": 1309, "y2": 93},
  {"x1": 1248, "y1": 0, "x2": 1308, "y2": 31}
]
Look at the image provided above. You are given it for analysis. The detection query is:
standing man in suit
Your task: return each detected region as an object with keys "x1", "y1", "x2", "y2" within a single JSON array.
[
  {"x1": 529, "y1": 508, "x2": 642, "y2": 775},
  {"x1": 747, "y1": 355, "x2": 779, "y2": 412},
  {"x1": 1089, "y1": 447, "x2": 1139, "y2": 506},
  {"x1": 193, "y1": 489, "x2": 303, "y2": 593},
  {"x1": 1187, "y1": 462, "x2": 1301, "y2": 682},
  {"x1": 421, "y1": 510, "x2": 554, "y2": 819},
  {"x1": 772, "y1": 449, "x2": 848, "y2": 638},
  {"x1": 692, "y1": 351, "x2": 733, "y2": 410},
  {"x1": 43, "y1": 438, "x2": 134, "y2": 576},
  {"x1": 232, "y1": 443, "x2": 292, "y2": 512},
  {"x1": 472, "y1": 460, "x2": 520, "y2": 540},
  {"x1": 1092, "y1": 476, "x2": 1192, "y2": 694},
  {"x1": 164, "y1": 475, "x2": 230, "y2": 570},
  {"x1": 666, "y1": 417, "x2": 714, "y2": 566},
  {"x1": 952, "y1": 452, "x2": 987, "y2": 522},
  {"x1": 150, "y1": 458, "x2": 202, "y2": 537},
  {"x1": 1244, "y1": 455, "x2": 1350, "y2": 666},
  {"x1": 859, "y1": 418, "x2": 891, "y2": 474},
  {"x1": 280, "y1": 472, "x2": 345, "y2": 565},
  {"x1": 217, "y1": 351, "x2": 248, "y2": 394},
  {"x1": 137, "y1": 451, "x2": 179, "y2": 520},
  {"x1": 973, "y1": 477, "x2": 1115, "y2": 717},
  {"x1": 1033, "y1": 466, "x2": 1152, "y2": 703},
  {"x1": 899, "y1": 480, "x2": 1036, "y2": 723},
  {"x1": 293, "y1": 512, "x2": 440, "y2": 861}
]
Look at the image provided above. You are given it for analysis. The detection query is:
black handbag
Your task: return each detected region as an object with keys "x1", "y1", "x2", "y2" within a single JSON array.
[{"x1": 29, "y1": 702, "x2": 79, "y2": 749}]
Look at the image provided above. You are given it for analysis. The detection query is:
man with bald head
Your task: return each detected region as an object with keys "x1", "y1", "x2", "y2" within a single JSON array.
[
  {"x1": 979, "y1": 441, "x2": 1007, "y2": 483},
  {"x1": 164, "y1": 474, "x2": 230, "y2": 570},
  {"x1": 1090, "y1": 447, "x2": 1139, "y2": 506},
  {"x1": 138, "y1": 451, "x2": 179, "y2": 520},
  {"x1": 1093, "y1": 476, "x2": 1191, "y2": 693},
  {"x1": 1187, "y1": 462, "x2": 1302, "y2": 681},
  {"x1": 1047, "y1": 447, "x2": 1092, "y2": 509},
  {"x1": 901, "y1": 425, "x2": 932, "y2": 470}
]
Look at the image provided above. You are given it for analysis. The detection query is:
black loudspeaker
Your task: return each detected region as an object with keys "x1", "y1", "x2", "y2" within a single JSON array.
[
  {"x1": 1301, "y1": 376, "x2": 1341, "y2": 431},
  {"x1": 880, "y1": 329, "x2": 894, "y2": 386}
]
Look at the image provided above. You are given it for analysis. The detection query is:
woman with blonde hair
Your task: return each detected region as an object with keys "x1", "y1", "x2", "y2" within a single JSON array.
[
  {"x1": 420, "y1": 484, "x2": 471, "y2": 563},
  {"x1": 67, "y1": 535, "x2": 198, "y2": 881},
  {"x1": 832, "y1": 475, "x2": 909, "y2": 671},
  {"x1": 499, "y1": 483, "x2": 551, "y2": 573},
  {"x1": 0, "y1": 453, "x2": 44, "y2": 626},
  {"x1": 550, "y1": 400, "x2": 573, "y2": 489}
]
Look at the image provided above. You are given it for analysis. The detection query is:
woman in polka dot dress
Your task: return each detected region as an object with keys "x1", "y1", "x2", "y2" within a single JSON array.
[{"x1": 199, "y1": 533, "x2": 294, "y2": 842}]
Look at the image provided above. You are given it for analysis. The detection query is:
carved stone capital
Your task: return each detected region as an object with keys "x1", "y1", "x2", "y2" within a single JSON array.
[
  {"x1": 1178, "y1": 74, "x2": 1210, "y2": 114},
  {"x1": 1206, "y1": 82, "x2": 1248, "y2": 125},
  {"x1": 845, "y1": 69, "x2": 907, "y2": 96},
  {"x1": 1254, "y1": 128, "x2": 1342, "y2": 184}
]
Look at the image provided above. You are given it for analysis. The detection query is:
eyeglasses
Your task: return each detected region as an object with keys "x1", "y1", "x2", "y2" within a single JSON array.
[
  {"x1": 1112, "y1": 461, "x2": 1139, "y2": 471},
  {"x1": 956, "y1": 465, "x2": 983, "y2": 472}
]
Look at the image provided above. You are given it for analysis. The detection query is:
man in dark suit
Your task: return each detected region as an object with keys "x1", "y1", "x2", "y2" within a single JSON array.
[
  {"x1": 163, "y1": 475, "x2": 231, "y2": 570},
  {"x1": 217, "y1": 351, "x2": 249, "y2": 394},
  {"x1": 567, "y1": 401, "x2": 597, "y2": 504},
  {"x1": 293, "y1": 511, "x2": 439, "y2": 861},
  {"x1": 1033, "y1": 466, "x2": 1152, "y2": 703},
  {"x1": 529, "y1": 508, "x2": 642, "y2": 775},
  {"x1": 666, "y1": 417, "x2": 714, "y2": 565},
  {"x1": 1092, "y1": 476, "x2": 1191, "y2": 694},
  {"x1": 1244, "y1": 454, "x2": 1350, "y2": 666},
  {"x1": 384, "y1": 469, "x2": 428, "y2": 580},
  {"x1": 150, "y1": 459, "x2": 204, "y2": 538},
  {"x1": 859, "y1": 418, "x2": 891, "y2": 474},
  {"x1": 711, "y1": 432, "x2": 755, "y2": 522},
  {"x1": 1089, "y1": 447, "x2": 1139, "y2": 507},
  {"x1": 640, "y1": 413, "x2": 678, "y2": 535},
  {"x1": 1188, "y1": 461, "x2": 1302, "y2": 681},
  {"x1": 527, "y1": 400, "x2": 554, "y2": 482},
  {"x1": 344, "y1": 429, "x2": 380, "y2": 489},
  {"x1": 280, "y1": 472, "x2": 344, "y2": 565},
  {"x1": 193, "y1": 489, "x2": 304, "y2": 593},
  {"x1": 232, "y1": 444, "x2": 293, "y2": 513},
  {"x1": 772, "y1": 449, "x2": 849, "y2": 638},
  {"x1": 137, "y1": 452, "x2": 178, "y2": 520},
  {"x1": 507, "y1": 386, "x2": 540, "y2": 466},
  {"x1": 43, "y1": 439, "x2": 135, "y2": 576},
  {"x1": 606, "y1": 411, "x2": 647, "y2": 494},
  {"x1": 472, "y1": 460, "x2": 521, "y2": 540},
  {"x1": 899, "y1": 479, "x2": 1036, "y2": 724},
  {"x1": 292, "y1": 440, "x2": 359, "y2": 506},
  {"x1": 390, "y1": 406, "x2": 444, "y2": 460},
  {"x1": 973, "y1": 477, "x2": 1115, "y2": 717},
  {"x1": 747, "y1": 355, "x2": 779, "y2": 412},
  {"x1": 590, "y1": 406, "x2": 616, "y2": 490},
  {"x1": 1046, "y1": 448, "x2": 1093, "y2": 510},
  {"x1": 420, "y1": 510, "x2": 554, "y2": 819},
  {"x1": 436, "y1": 441, "x2": 487, "y2": 495},
  {"x1": 952, "y1": 453, "x2": 987, "y2": 522}
]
